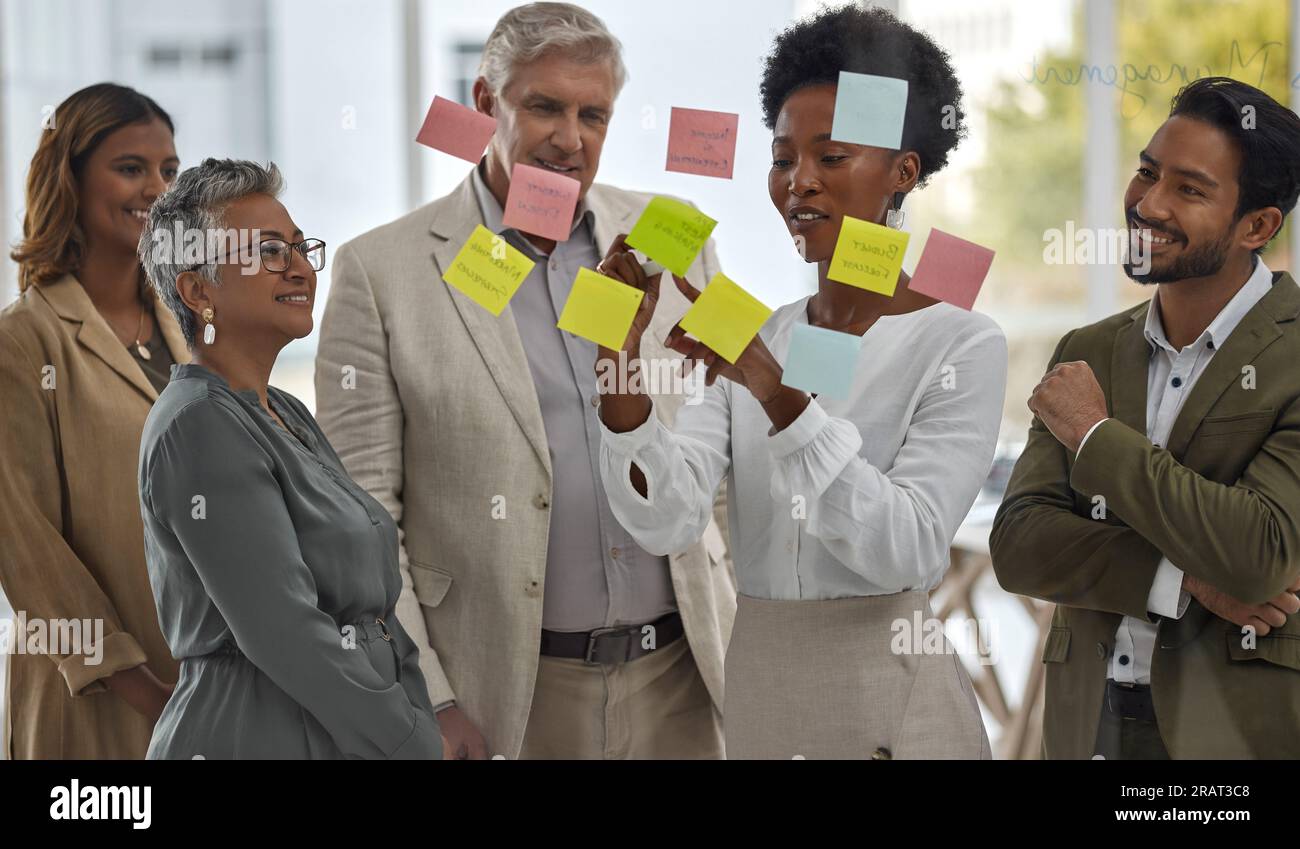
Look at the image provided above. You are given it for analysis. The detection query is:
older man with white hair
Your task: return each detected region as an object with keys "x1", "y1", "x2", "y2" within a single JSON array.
[{"x1": 315, "y1": 2, "x2": 734, "y2": 759}]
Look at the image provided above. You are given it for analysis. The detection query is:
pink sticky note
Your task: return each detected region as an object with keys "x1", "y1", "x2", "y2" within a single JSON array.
[
  {"x1": 666, "y1": 107, "x2": 739, "y2": 180},
  {"x1": 415, "y1": 96, "x2": 497, "y2": 163},
  {"x1": 502, "y1": 163, "x2": 581, "y2": 242},
  {"x1": 909, "y1": 229, "x2": 996, "y2": 311}
]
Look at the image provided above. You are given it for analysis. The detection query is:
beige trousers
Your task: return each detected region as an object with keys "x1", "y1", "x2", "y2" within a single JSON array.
[
  {"x1": 724, "y1": 592, "x2": 992, "y2": 760},
  {"x1": 518, "y1": 634, "x2": 724, "y2": 759}
]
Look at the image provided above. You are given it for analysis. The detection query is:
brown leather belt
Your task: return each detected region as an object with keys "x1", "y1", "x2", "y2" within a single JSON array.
[{"x1": 540, "y1": 611, "x2": 683, "y2": 665}]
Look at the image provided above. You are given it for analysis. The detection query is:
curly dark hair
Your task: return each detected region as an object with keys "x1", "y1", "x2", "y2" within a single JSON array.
[{"x1": 759, "y1": 4, "x2": 966, "y2": 188}]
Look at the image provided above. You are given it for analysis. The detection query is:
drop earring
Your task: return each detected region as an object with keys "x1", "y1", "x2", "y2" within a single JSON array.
[
  {"x1": 885, "y1": 192, "x2": 906, "y2": 230},
  {"x1": 201, "y1": 307, "x2": 216, "y2": 345}
]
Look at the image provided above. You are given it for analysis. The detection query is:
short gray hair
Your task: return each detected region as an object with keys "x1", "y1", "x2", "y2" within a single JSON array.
[
  {"x1": 479, "y1": 2, "x2": 627, "y2": 97},
  {"x1": 138, "y1": 158, "x2": 283, "y2": 348}
]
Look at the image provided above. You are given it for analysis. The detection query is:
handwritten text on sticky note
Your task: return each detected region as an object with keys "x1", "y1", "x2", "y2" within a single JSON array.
[
  {"x1": 781, "y1": 323, "x2": 863, "y2": 399},
  {"x1": 828, "y1": 215, "x2": 910, "y2": 296},
  {"x1": 830, "y1": 71, "x2": 909, "y2": 150},
  {"x1": 556, "y1": 267, "x2": 644, "y2": 351},
  {"x1": 502, "y1": 163, "x2": 581, "y2": 242},
  {"x1": 416, "y1": 96, "x2": 497, "y2": 164},
  {"x1": 626, "y1": 197, "x2": 717, "y2": 278},
  {"x1": 908, "y1": 229, "x2": 995, "y2": 311},
  {"x1": 442, "y1": 225, "x2": 535, "y2": 316},
  {"x1": 678, "y1": 273, "x2": 772, "y2": 364},
  {"x1": 666, "y1": 107, "x2": 739, "y2": 179}
]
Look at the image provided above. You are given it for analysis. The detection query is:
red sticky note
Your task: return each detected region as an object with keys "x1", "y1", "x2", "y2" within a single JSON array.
[
  {"x1": 415, "y1": 96, "x2": 497, "y2": 163},
  {"x1": 666, "y1": 107, "x2": 739, "y2": 180},
  {"x1": 502, "y1": 163, "x2": 581, "y2": 242},
  {"x1": 909, "y1": 229, "x2": 995, "y2": 311}
]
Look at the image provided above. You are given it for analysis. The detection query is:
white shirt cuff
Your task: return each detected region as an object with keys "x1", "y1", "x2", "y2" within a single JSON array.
[
  {"x1": 1075, "y1": 417, "x2": 1110, "y2": 458},
  {"x1": 766, "y1": 397, "x2": 829, "y2": 459},
  {"x1": 599, "y1": 400, "x2": 661, "y2": 454},
  {"x1": 1147, "y1": 557, "x2": 1190, "y2": 619}
]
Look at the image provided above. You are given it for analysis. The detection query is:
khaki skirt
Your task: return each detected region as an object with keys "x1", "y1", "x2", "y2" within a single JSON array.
[{"x1": 724, "y1": 591, "x2": 991, "y2": 760}]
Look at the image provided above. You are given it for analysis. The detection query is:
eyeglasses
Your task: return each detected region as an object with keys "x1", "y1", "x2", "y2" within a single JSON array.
[
  {"x1": 185, "y1": 238, "x2": 327, "y2": 273},
  {"x1": 258, "y1": 238, "x2": 326, "y2": 273}
]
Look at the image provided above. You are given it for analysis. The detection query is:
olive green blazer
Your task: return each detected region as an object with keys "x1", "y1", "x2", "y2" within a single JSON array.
[{"x1": 991, "y1": 271, "x2": 1300, "y2": 759}]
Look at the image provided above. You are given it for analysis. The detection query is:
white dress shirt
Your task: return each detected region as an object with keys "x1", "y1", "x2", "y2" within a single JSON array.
[
  {"x1": 1077, "y1": 258, "x2": 1274, "y2": 684},
  {"x1": 598, "y1": 298, "x2": 1007, "y2": 600}
]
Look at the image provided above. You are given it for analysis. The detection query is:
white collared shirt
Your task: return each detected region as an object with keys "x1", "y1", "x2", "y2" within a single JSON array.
[
  {"x1": 1077, "y1": 258, "x2": 1274, "y2": 684},
  {"x1": 599, "y1": 298, "x2": 1007, "y2": 600}
]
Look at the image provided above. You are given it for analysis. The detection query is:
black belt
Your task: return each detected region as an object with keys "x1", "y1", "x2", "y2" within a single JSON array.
[
  {"x1": 540, "y1": 611, "x2": 683, "y2": 665},
  {"x1": 1105, "y1": 679, "x2": 1157, "y2": 723}
]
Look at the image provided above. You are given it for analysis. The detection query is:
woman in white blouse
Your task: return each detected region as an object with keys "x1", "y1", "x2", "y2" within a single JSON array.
[{"x1": 594, "y1": 5, "x2": 1007, "y2": 759}]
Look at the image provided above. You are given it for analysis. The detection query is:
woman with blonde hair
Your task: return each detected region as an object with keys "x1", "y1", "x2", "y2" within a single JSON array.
[{"x1": 0, "y1": 82, "x2": 184, "y2": 758}]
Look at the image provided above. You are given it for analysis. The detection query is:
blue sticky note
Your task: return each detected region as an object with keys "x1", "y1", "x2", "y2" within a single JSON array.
[
  {"x1": 830, "y1": 71, "x2": 909, "y2": 150},
  {"x1": 781, "y1": 323, "x2": 863, "y2": 399}
]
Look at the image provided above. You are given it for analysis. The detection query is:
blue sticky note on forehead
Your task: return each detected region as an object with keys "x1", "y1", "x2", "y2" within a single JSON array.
[
  {"x1": 781, "y1": 322, "x2": 864, "y2": 399},
  {"x1": 830, "y1": 71, "x2": 909, "y2": 150}
]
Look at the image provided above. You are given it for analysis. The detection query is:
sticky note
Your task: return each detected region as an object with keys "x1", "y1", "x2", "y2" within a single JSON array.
[
  {"x1": 666, "y1": 107, "x2": 739, "y2": 179},
  {"x1": 781, "y1": 323, "x2": 863, "y2": 399},
  {"x1": 678, "y1": 273, "x2": 772, "y2": 363},
  {"x1": 626, "y1": 197, "x2": 717, "y2": 278},
  {"x1": 556, "y1": 267, "x2": 644, "y2": 350},
  {"x1": 442, "y1": 225, "x2": 535, "y2": 316},
  {"x1": 502, "y1": 163, "x2": 581, "y2": 242},
  {"x1": 416, "y1": 96, "x2": 497, "y2": 163},
  {"x1": 828, "y1": 215, "x2": 910, "y2": 295},
  {"x1": 908, "y1": 229, "x2": 995, "y2": 311},
  {"x1": 830, "y1": 71, "x2": 909, "y2": 150}
]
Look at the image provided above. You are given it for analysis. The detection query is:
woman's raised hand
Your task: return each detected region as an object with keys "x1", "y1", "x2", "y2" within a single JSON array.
[
  {"x1": 662, "y1": 275, "x2": 784, "y2": 401},
  {"x1": 594, "y1": 233, "x2": 660, "y2": 358}
]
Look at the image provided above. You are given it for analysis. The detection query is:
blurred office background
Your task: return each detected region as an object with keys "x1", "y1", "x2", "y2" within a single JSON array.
[{"x1": 1, "y1": 0, "x2": 1297, "y2": 757}]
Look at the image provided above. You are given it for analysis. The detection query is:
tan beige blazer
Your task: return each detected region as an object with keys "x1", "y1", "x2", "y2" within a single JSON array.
[
  {"x1": 315, "y1": 174, "x2": 736, "y2": 759},
  {"x1": 0, "y1": 274, "x2": 186, "y2": 758}
]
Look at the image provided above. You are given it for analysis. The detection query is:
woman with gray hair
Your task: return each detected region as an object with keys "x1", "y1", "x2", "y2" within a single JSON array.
[{"x1": 136, "y1": 158, "x2": 442, "y2": 759}]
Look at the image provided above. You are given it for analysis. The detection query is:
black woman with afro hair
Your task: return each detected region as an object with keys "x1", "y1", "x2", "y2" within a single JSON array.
[{"x1": 596, "y1": 5, "x2": 1006, "y2": 759}]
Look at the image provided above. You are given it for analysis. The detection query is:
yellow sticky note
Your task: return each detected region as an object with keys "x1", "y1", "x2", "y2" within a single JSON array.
[
  {"x1": 442, "y1": 225, "x2": 536, "y2": 316},
  {"x1": 556, "y1": 267, "x2": 645, "y2": 350},
  {"x1": 678, "y1": 273, "x2": 772, "y2": 363},
  {"x1": 828, "y1": 215, "x2": 910, "y2": 295}
]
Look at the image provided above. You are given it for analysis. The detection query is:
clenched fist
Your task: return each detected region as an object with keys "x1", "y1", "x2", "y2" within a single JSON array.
[{"x1": 1028, "y1": 361, "x2": 1109, "y2": 454}]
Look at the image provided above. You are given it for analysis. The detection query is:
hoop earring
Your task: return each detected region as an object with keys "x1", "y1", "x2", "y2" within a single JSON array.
[
  {"x1": 885, "y1": 192, "x2": 906, "y2": 230},
  {"x1": 201, "y1": 307, "x2": 216, "y2": 345}
]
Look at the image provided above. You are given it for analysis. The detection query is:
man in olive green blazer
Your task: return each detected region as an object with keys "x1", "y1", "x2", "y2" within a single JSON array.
[{"x1": 991, "y1": 77, "x2": 1300, "y2": 759}]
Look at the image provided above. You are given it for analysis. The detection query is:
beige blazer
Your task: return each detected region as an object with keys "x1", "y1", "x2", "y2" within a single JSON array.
[
  {"x1": 0, "y1": 274, "x2": 186, "y2": 758},
  {"x1": 314, "y1": 173, "x2": 736, "y2": 759}
]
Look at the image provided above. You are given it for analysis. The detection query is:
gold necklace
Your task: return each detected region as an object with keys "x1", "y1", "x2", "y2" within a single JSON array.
[{"x1": 131, "y1": 301, "x2": 151, "y2": 360}]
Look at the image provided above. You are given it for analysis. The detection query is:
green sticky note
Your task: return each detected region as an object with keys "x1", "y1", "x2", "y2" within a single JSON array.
[
  {"x1": 828, "y1": 215, "x2": 910, "y2": 295},
  {"x1": 626, "y1": 197, "x2": 717, "y2": 277},
  {"x1": 678, "y1": 272, "x2": 772, "y2": 363},
  {"x1": 556, "y1": 267, "x2": 645, "y2": 350},
  {"x1": 442, "y1": 225, "x2": 536, "y2": 316}
]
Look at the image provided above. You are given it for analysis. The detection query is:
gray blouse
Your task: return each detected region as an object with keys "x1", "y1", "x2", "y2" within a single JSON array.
[{"x1": 138, "y1": 362, "x2": 441, "y2": 759}]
